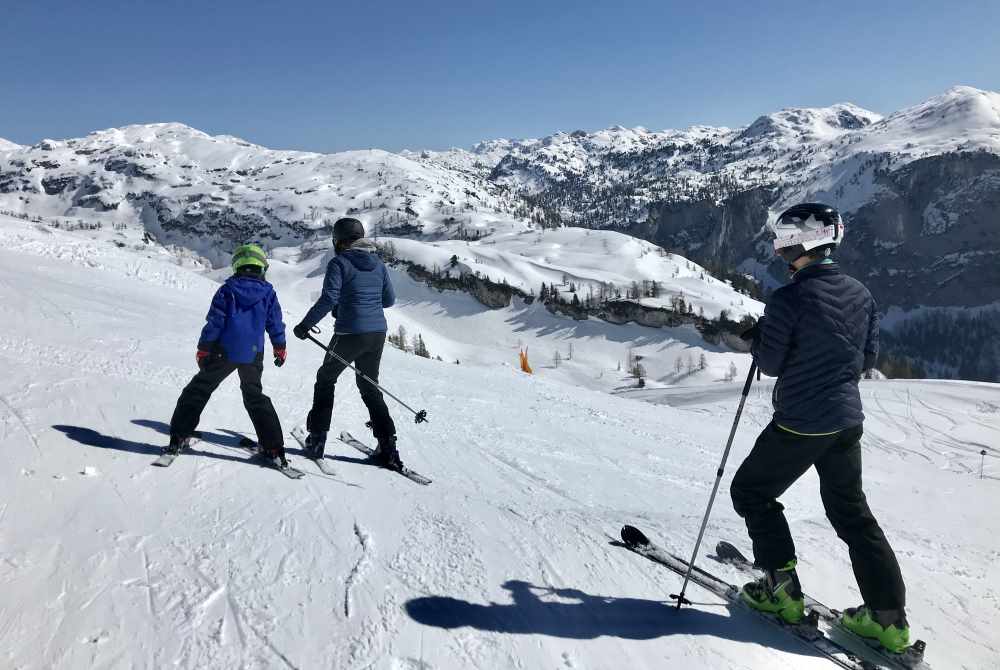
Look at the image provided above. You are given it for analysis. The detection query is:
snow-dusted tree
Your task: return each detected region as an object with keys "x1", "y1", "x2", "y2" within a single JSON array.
[
  {"x1": 413, "y1": 333, "x2": 431, "y2": 359},
  {"x1": 553, "y1": 350, "x2": 562, "y2": 368},
  {"x1": 389, "y1": 324, "x2": 408, "y2": 352},
  {"x1": 699, "y1": 353, "x2": 707, "y2": 371}
]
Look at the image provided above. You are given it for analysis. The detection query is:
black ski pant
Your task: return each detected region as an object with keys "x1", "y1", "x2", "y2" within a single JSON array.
[
  {"x1": 730, "y1": 422, "x2": 906, "y2": 611},
  {"x1": 307, "y1": 332, "x2": 396, "y2": 439},
  {"x1": 170, "y1": 353, "x2": 284, "y2": 450}
]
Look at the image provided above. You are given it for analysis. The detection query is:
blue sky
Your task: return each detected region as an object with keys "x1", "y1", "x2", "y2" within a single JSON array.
[{"x1": 1, "y1": 1, "x2": 997, "y2": 153}]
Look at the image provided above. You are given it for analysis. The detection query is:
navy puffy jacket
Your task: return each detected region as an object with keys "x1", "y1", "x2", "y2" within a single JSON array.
[
  {"x1": 752, "y1": 261, "x2": 879, "y2": 434},
  {"x1": 300, "y1": 240, "x2": 396, "y2": 334},
  {"x1": 197, "y1": 275, "x2": 286, "y2": 364}
]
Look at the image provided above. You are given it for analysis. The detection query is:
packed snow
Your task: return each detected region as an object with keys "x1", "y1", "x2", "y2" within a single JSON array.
[{"x1": 1, "y1": 214, "x2": 998, "y2": 669}]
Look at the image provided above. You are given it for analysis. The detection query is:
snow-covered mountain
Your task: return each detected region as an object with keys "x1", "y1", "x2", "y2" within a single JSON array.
[
  {"x1": 0, "y1": 121, "x2": 762, "y2": 352},
  {"x1": 485, "y1": 87, "x2": 1000, "y2": 312},
  {"x1": 482, "y1": 87, "x2": 1000, "y2": 380},
  {"x1": 0, "y1": 122, "x2": 531, "y2": 268},
  {"x1": 0, "y1": 137, "x2": 22, "y2": 152},
  {"x1": 2, "y1": 86, "x2": 998, "y2": 377},
  {"x1": 1, "y1": 210, "x2": 998, "y2": 670}
]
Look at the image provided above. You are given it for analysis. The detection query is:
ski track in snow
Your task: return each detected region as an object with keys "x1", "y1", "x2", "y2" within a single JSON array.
[
  {"x1": 0, "y1": 394, "x2": 42, "y2": 455},
  {"x1": 0, "y1": 215, "x2": 998, "y2": 669},
  {"x1": 344, "y1": 522, "x2": 374, "y2": 619}
]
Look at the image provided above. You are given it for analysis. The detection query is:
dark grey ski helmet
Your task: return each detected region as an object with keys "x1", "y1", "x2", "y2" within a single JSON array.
[{"x1": 332, "y1": 217, "x2": 366, "y2": 244}]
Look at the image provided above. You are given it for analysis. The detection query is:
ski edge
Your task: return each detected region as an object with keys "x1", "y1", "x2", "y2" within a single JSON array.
[
  {"x1": 239, "y1": 435, "x2": 305, "y2": 479},
  {"x1": 338, "y1": 431, "x2": 432, "y2": 485},
  {"x1": 290, "y1": 427, "x2": 338, "y2": 476}
]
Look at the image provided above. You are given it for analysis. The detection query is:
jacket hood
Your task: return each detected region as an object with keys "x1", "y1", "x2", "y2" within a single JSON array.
[
  {"x1": 339, "y1": 238, "x2": 380, "y2": 271},
  {"x1": 226, "y1": 275, "x2": 272, "y2": 307}
]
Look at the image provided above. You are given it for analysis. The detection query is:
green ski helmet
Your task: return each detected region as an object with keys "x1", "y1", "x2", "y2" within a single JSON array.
[{"x1": 231, "y1": 243, "x2": 268, "y2": 274}]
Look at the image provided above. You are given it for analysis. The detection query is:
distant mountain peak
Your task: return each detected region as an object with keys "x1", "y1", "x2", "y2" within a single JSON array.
[{"x1": 740, "y1": 102, "x2": 882, "y2": 141}]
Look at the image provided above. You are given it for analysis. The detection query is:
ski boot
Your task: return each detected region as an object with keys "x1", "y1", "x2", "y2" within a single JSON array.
[
  {"x1": 840, "y1": 605, "x2": 910, "y2": 654},
  {"x1": 163, "y1": 435, "x2": 193, "y2": 456},
  {"x1": 371, "y1": 435, "x2": 404, "y2": 471},
  {"x1": 303, "y1": 430, "x2": 328, "y2": 460},
  {"x1": 739, "y1": 559, "x2": 805, "y2": 624},
  {"x1": 260, "y1": 444, "x2": 289, "y2": 469}
]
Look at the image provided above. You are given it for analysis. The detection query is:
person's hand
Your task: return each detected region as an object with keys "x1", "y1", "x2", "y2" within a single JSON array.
[
  {"x1": 293, "y1": 323, "x2": 311, "y2": 340},
  {"x1": 196, "y1": 350, "x2": 211, "y2": 370},
  {"x1": 274, "y1": 347, "x2": 287, "y2": 367}
]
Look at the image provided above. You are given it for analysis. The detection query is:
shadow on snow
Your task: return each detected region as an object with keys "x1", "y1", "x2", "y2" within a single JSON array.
[
  {"x1": 52, "y1": 422, "x2": 249, "y2": 465},
  {"x1": 405, "y1": 580, "x2": 825, "y2": 659}
]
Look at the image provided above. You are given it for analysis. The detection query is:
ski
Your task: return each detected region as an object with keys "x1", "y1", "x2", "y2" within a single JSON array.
[
  {"x1": 338, "y1": 431, "x2": 432, "y2": 485},
  {"x1": 152, "y1": 451, "x2": 180, "y2": 467},
  {"x1": 710, "y1": 540, "x2": 928, "y2": 670},
  {"x1": 290, "y1": 427, "x2": 338, "y2": 476},
  {"x1": 238, "y1": 436, "x2": 305, "y2": 480},
  {"x1": 152, "y1": 435, "x2": 198, "y2": 467},
  {"x1": 615, "y1": 524, "x2": 887, "y2": 670}
]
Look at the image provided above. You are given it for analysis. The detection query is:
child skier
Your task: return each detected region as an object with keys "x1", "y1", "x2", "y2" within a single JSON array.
[
  {"x1": 166, "y1": 244, "x2": 289, "y2": 466},
  {"x1": 292, "y1": 218, "x2": 402, "y2": 470},
  {"x1": 731, "y1": 203, "x2": 910, "y2": 653}
]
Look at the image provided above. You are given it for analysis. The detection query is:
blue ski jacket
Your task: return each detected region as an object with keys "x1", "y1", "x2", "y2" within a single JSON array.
[
  {"x1": 299, "y1": 239, "x2": 396, "y2": 334},
  {"x1": 751, "y1": 260, "x2": 879, "y2": 435},
  {"x1": 197, "y1": 275, "x2": 286, "y2": 364}
]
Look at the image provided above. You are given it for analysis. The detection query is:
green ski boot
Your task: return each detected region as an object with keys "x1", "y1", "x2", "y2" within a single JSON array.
[
  {"x1": 739, "y1": 559, "x2": 805, "y2": 624},
  {"x1": 840, "y1": 605, "x2": 910, "y2": 654}
]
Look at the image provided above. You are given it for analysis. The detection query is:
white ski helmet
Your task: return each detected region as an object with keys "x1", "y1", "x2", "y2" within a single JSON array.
[{"x1": 771, "y1": 203, "x2": 844, "y2": 263}]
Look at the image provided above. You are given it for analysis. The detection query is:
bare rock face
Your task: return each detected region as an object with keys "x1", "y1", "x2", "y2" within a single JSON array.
[{"x1": 840, "y1": 152, "x2": 1000, "y2": 309}]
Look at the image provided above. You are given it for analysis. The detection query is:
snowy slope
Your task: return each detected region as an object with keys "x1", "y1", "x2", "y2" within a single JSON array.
[
  {"x1": 1, "y1": 214, "x2": 998, "y2": 669},
  {"x1": 0, "y1": 138, "x2": 21, "y2": 153},
  {"x1": 386, "y1": 226, "x2": 762, "y2": 321}
]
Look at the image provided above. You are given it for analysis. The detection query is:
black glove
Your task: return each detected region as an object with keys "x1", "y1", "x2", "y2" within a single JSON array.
[
  {"x1": 293, "y1": 322, "x2": 311, "y2": 340},
  {"x1": 740, "y1": 323, "x2": 760, "y2": 343}
]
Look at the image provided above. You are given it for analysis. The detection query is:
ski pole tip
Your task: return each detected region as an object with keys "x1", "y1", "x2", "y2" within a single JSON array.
[{"x1": 669, "y1": 593, "x2": 692, "y2": 608}]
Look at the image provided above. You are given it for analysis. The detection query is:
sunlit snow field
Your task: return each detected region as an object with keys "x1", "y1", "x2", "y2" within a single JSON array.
[{"x1": 0, "y1": 216, "x2": 998, "y2": 669}]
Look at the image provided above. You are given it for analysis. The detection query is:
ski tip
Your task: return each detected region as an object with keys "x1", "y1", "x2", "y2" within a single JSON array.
[
  {"x1": 715, "y1": 540, "x2": 750, "y2": 563},
  {"x1": 621, "y1": 525, "x2": 650, "y2": 547}
]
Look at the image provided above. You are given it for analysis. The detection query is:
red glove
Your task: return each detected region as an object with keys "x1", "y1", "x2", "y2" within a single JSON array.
[
  {"x1": 273, "y1": 347, "x2": 287, "y2": 367},
  {"x1": 196, "y1": 350, "x2": 211, "y2": 370}
]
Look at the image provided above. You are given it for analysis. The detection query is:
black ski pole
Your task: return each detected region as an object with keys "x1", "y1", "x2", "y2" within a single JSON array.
[
  {"x1": 305, "y1": 327, "x2": 428, "y2": 424},
  {"x1": 671, "y1": 361, "x2": 757, "y2": 608}
]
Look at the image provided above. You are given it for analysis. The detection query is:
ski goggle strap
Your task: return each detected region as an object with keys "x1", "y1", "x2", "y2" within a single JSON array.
[{"x1": 232, "y1": 244, "x2": 269, "y2": 271}]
